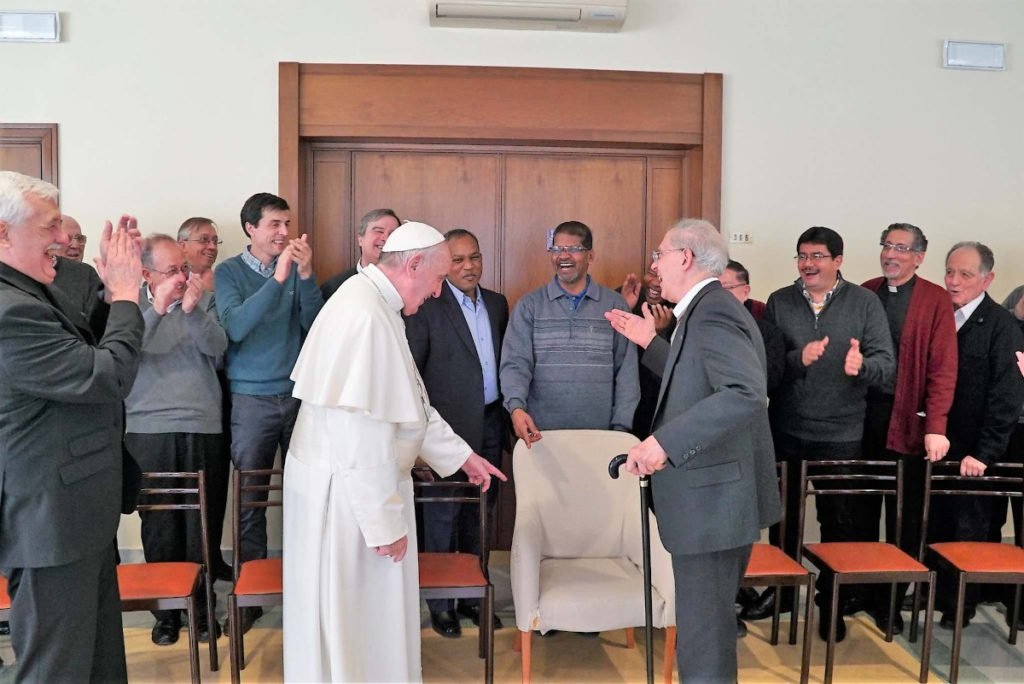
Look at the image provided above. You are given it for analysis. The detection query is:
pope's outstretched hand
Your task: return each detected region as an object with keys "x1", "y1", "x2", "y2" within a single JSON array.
[{"x1": 461, "y1": 453, "x2": 508, "y2": 492}]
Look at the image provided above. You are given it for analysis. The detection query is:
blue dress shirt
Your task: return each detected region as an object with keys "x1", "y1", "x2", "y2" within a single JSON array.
[{"x1": 446, "y1": 279, "x2": 499, "y2": 405}]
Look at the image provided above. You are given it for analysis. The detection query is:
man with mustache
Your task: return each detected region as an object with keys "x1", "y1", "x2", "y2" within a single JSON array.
[
  {"x1": 320, "y1": 208, "x2": 401, "y2": 301},
  {"x1": 124, "y1": 235, "x2": 228, "y2": 646},
  {"x1": 500, "y1": 220, "x2": 639, "y2": 448},
  {"x1": 763, "y1": 226, "x2": 894, "y2": 642},
  {"x1": 214, "y1": 192, "x2": 323, "y2": 634}
]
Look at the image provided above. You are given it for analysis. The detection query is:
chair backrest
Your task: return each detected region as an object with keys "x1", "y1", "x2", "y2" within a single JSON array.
[
  {"x1": 799, "y1": 459, "x2": 903, "y2": 560},
  {"x1": 413, "y1": 475, "x2": 488, "y2": 567},
  {"x1": 922, "y1": 461, "x2": 1024, "y2": 556},
  {"x1": 232, "y1": 468, "x2": 282, "y2": 579},
  {"x1": 512, "y1": 429, "x2": 641, "y2": 559},
  {"x1": 136, "y1": 470, "x2": 211, "y2": 573}
]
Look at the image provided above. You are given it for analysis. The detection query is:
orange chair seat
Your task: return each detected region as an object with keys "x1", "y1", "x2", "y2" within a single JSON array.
[
  {"x1": 745, "y1": 543, "x2": 809, "y2": 577},
  {"x1": 804, "y1": 542, "x2": 927, "y2": 574},
  {"x1": 117, "y1": 562, "x2": 200, "y2": 601},
  {"x1": 0, "y1": 576, "x2": 9, "y2": 610},
  {"x1": 235, "y1": 558, "x2": 283, "y2": 596},
  {"x1": 419, "y1": 552, "x2": 486, "y2": 588},
  {"x1": 930, "y1": 541, "x2": 1024, "y2": 574}
]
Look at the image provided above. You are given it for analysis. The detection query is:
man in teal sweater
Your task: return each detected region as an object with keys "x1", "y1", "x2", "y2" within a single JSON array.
[{"x1": 214, "y1": 192, "x2": 323, "y2": 633}]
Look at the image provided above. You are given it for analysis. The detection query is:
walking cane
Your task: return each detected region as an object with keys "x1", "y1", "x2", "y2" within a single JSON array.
[{"x1": 609, "y1": 453, "x2": 655, "y2": 684}]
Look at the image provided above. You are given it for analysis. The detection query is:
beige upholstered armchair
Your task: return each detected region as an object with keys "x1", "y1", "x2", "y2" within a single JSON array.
[{"x1": 510, "y1": 430, "x2": 676, "y2": 683}]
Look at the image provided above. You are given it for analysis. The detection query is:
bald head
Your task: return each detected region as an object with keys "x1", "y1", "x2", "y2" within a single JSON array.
[{"x1": 60, "y1": 214, "x2": 85, "y2": 261}]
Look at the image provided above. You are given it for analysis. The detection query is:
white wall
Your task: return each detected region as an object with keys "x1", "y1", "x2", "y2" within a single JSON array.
[{"x1": 4, "y1": 0, "x2": 1022, "y2": 548}]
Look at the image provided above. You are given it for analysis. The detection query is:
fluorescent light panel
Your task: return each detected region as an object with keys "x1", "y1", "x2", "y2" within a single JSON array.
[
  {"x1": 943, "y1": 40, "x2": 1005, "y2": 71},
  {"x1": 0, "y1": 11, "x2": 60, "y2": 42}
]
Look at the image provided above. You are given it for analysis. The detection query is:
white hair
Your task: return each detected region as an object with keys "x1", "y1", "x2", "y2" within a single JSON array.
[
  {"x1": 0, "y1": 171, "x2": 59, "y2": 227},
  {"x1": 666, "y1": 218, "x2": 729, "y2": 276}
]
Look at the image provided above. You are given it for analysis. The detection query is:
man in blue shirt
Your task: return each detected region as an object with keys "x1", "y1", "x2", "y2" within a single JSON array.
[
  {"x1": 405, "y1": 229, "x2": 509, "y2": 639},
  {"x1": 214, "y1": 192, "x2": 323, "y2": 633}
]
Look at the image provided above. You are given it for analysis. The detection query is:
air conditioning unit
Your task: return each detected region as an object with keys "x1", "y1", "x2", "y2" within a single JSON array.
[{"x1": 428, "y1": 0, "x2": 627, "y2": 32}]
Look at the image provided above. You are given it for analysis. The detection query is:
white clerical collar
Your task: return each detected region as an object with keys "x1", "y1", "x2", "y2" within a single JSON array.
[
  {"x1": 954, "y1": 291, "x2": 985, "y2": 331},
  {"x1": 672, "y1": 277, "x2": 719, "y2": 320},
  {"x1": 356, "y1": 261, "x2": 365, "y2": 274},
  {"x1": 362, "y1": 263, "x2": 404, "y2": 312}
]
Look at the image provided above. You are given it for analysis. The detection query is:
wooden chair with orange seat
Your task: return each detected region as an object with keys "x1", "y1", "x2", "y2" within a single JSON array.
[
  {"x1": 413, "y1": 469, "x2": 495, "y2": 684},
  {"x1": 918, "y1": 460, "x2": 1024, "y2": 683},
  {"x1": 117, "y1": 470, "x2": 217, "y2": 684},
  {"x1": 226, "y1": 468, "x2": 283, "y2": 684},
  {"x1": 799, "y1": 459, "x2": 936, "y2": 684},
  {"x1": 740, "y1": 462, "x2": 815, "y2": 684}
]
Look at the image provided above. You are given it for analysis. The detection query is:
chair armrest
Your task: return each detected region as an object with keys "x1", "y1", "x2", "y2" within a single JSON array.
[{"x1": 510, "y1": 513, "x2": 544, "y2": 632}]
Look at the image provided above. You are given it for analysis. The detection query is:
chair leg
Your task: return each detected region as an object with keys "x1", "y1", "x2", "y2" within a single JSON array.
[
  {"x1": 920, "y1": 572, "x2": 935, "y2": 684},
  {"x1": 663, "y1": 626, "x2": 676, "y2": 684},
  {"x1": 770, "y1": 583, "x2": 781, "y2": 645},
  {"x1": 186, "y1": 595, "x2": 201, "y2": 684},
  {"x1": 1009, "y1": 584, "x2": 1021, "y2": 646},
  {"x1": 910, "y1": 580, "x2": 922, "y2": 643},
  {"x1": 485, "y1": 589, "x2": 494, "y2": 684},
  {"x1": 885, "y1": 582, "x2": 898, "y2": 642},
  {"x1": 228, "y1": 594, "x2": 240, "y2": 684},
  {"x1": 625, "y1": 627, "x2": 635, "y2": 649},
  {"x1": 514, "y1": 629, "x2": 522, "y2": 652},
  {"x1": 520, "y1": 630, "x2": 532, "y2": 684},
  {"x1": 801, "y1": 575, "x2": 814, "y2": 684},
  {"x1": 788, "y1": 582, "x2": 799, "y2": 646},
  {"x1": 950, "y1": 573, "x2": 967, "y2": 684},
  {"x1": 206, "y1": 575, "x2": 219, "y2": 672},
  {"x1": 825, "y1": 576, "x2": 840, "y2": 684}
]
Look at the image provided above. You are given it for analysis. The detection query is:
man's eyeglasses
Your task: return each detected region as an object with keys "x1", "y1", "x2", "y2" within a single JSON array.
[
  {"x1": 149, "y1": 264, "x2": 192, "y2": 277},
  {"x1": 184, "y1": 237, "x2": 223, "y2": 246},
  {"x1": 68, "y1": 235, "x2": 87, "y2": 244},
  {"x1": 651, "y1": 248, "x2": 686, "y2": 261},
  {"x1": 546, "y1": 245, "x2": 589, "y2": 254},
  {"x1": 879, "y1": 242, "x2": 917, "y2": 254},
  {"x1": 794, "y1": 253, "x2": 833, "y2": 263}
]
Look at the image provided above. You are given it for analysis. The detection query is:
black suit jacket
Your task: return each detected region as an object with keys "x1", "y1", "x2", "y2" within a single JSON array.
[
  {"x1": 406, "y1": 284, "x2": 509, "y2": 453},
  {"x1": 52, "y1": 256, "x2": 110, "y2": 338},
  {"x1": 947, "y1": 294, "x2": 1024, "y2": 465},
  {"x1": 0, "y1": 264, "x2": 143, "y2": 568},
  {"x1": 320, "y1": 266, "x2": 358, "y2": 302},
  {"x1": 641, "y1": 281, "x2": 781, "y2": 554}
]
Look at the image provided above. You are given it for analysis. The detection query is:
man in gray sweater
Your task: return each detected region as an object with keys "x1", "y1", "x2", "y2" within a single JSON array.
[
  {"x1": 500, "y1": 220, "x2": 639, "y2": 446},
  {"x1": 124, "y1": 234, "x2": 228, "y2": 647}
]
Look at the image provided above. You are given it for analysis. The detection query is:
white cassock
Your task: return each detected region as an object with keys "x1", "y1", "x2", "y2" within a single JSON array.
[{"x1": 282, "y1": 264, "x2": 472, "y2": 683}]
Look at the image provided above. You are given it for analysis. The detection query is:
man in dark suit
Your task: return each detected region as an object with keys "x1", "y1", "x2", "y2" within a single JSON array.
[
  {"x1": 52, "y1": 254, "x2": 110, "y2": 337},
  {"x1": 932, "y1": 241, "x2": 1024, "y2": 629},
  {"x1": 0, "y1": 171, "x2": 144, "y2": 682},
  {"x1": 405, "y1": 228, "x2": 509, "y2": 638},
  {"x1": 320, "y1": 208, "x2": 401, "y2": 300},
  {"x1": 606, "y1": 219, "x2": 781, "y2": 683}
]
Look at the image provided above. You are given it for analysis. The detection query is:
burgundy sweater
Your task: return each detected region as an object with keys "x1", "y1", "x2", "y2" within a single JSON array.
[{"x1": 862, "y1": 276, "x2": 958, "y2": 454}]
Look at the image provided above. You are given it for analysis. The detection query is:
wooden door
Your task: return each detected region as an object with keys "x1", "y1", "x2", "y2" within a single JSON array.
[{"x1": 0, "y1": 124, "x2": 58, "y2": 184}]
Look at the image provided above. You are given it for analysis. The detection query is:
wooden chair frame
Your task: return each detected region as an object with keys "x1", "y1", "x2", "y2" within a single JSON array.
[
  {"x1": 799, "y1": 459, "x2": 935, "y2": 684},
  {"x1": 740, "y1": 462, "x2": 815, "y2": 683},
  {"x1": 227, "y1": 468, "x2": 283, "y2": 684},
  {"x1": 119, "y1": 470, "x2": 217, "y2": 684},
  {"x1": 413, "y1": 472, "x2": 494, "y2": 684},
  {"x1": 919, "y1": 461, "x2": 1024, "y2": 683}
]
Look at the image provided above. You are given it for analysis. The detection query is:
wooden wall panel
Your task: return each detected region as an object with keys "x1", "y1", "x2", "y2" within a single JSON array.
[
  {"x1": 310, "y1": 149, "x2": 351, "y2": 284},
  {"x1": 352, "y1": 152, "x2": 501, "y2": 290},
  {"x1": 502, "y1": 154, "x2": 646, "y2": 305},
  {"x1": 646, "y1": 157, "x2": 683, "y2": 262},
  {"x1": 0, "y1": 124, "x2": 58, "y2": 184}
]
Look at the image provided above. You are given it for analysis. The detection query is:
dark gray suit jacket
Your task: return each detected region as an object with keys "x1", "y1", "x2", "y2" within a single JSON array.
[
  {"x1": 52, "y1": 256, "x2": 109, "y2": 338},
  {"x1": 642, "y1": 281, "x2": 782, "y2": 555},
  {"x1": 320, "y1": 266, "x2": 358, "y2": 302},
  {"x1": 0, "y1": 263, "x2": 143, "y2": 568},
  {"x1": 406, "y1": 284, "x2": 509, "y2": 453}
]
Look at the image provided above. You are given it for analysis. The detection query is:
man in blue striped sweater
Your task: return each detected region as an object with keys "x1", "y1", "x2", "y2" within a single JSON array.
[{"x1": 214, "y1": 192, "x2": 323, "y2": 633}]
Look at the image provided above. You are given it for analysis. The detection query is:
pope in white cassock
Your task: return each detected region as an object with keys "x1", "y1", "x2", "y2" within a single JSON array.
[{"x1": 282, "y1": 222, "x2": 506, "y2": 682}]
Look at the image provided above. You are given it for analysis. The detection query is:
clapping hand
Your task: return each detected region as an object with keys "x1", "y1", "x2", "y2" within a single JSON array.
[
  {"x1": 605, "y1": 306, "x2": 657, "y2": 349},
  {"x1": 802, "y1": 336, "x2": 829, "y2": 367},
  {"x1": 181, "y1": 273, "x2": 204, "y2": 314},
  {"x1": 844, "y1": 338, "x2": 863, "y2": 376},
  {"x1": 620, "y1": 272, "x2": 641, "y2": 310},
  {"x1": 290, "y1": 234, "x2": 313, "y2": 280}
]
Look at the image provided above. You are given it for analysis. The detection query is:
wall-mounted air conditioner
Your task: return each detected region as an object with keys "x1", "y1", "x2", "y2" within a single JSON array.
[{"x1": 428, "y1": 0, "x2": 627, "y2": 32}]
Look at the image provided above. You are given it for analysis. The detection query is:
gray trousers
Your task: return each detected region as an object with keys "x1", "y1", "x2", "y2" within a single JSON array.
[
  {"x1": 672, "y1": 543, "x2": 752, "y2": 684},
  {"x1": 3, "y1": 542, "x2": 127, "y2": 683},
  {"x1": 230, "y1": 392, "x2": 300, "y2": 562}
]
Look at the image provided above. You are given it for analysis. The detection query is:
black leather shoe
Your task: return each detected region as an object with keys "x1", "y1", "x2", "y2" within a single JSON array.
[
  {"x1": 223, "y1": 606, "x2": 263, "y2": 636},
  {"x1": 197, "y1": 612, "x2": 222, "y2": 643},
  {"x1": 743, "y1": 588, "x2": 793, "y2": 621},
  {"x1": 736, "y1": 616, "x2": 748, "y2": 638},
  {"x1": 152, "y1": 618, "x2": 182, "y2": 646},
  {"x1": 456, "y1": 603, "x2": 504, "y2": 629},
  {"x1": 939, "y1": 609, "x2": 974, "y2": 630},
  {"x1": 818, "y1": 612, "x2": 847, "y2": 643},
  {"x1": 431, "y1": 610, "x2": 462, "y2": 638},
  {"x1": 866, "y1": 606, "x2": 904, "y2": 635},
  {"x1": 212, "y1": 562, "x2": 234, "y2": 583},
  {"x1": 0, "y1": 620, "x2": 8, "y2": 635},
  {"x1": 1004, "y1": 607, "x2": 1024, "y2": 630}
]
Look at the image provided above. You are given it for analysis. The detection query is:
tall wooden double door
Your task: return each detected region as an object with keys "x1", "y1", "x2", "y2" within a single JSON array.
[{"x1": 309, "y1": 146, "x2": 689, "y2": 304}]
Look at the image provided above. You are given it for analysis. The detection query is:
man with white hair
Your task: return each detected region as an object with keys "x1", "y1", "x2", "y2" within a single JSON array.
[
  {"x1": 282, "y1": 221, "x2": 506, "y2": 682},
  {"x1": 0, "y1": 171, "x2": 144, "y2": 682},
  {"x1": 605, "y1": 218, "x2": 781, "y2": 683}
]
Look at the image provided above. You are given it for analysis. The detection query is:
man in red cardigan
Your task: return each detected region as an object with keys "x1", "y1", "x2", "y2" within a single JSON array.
[{"x1": 860, "y1": 223, "x2": 958, "y2": 633}]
